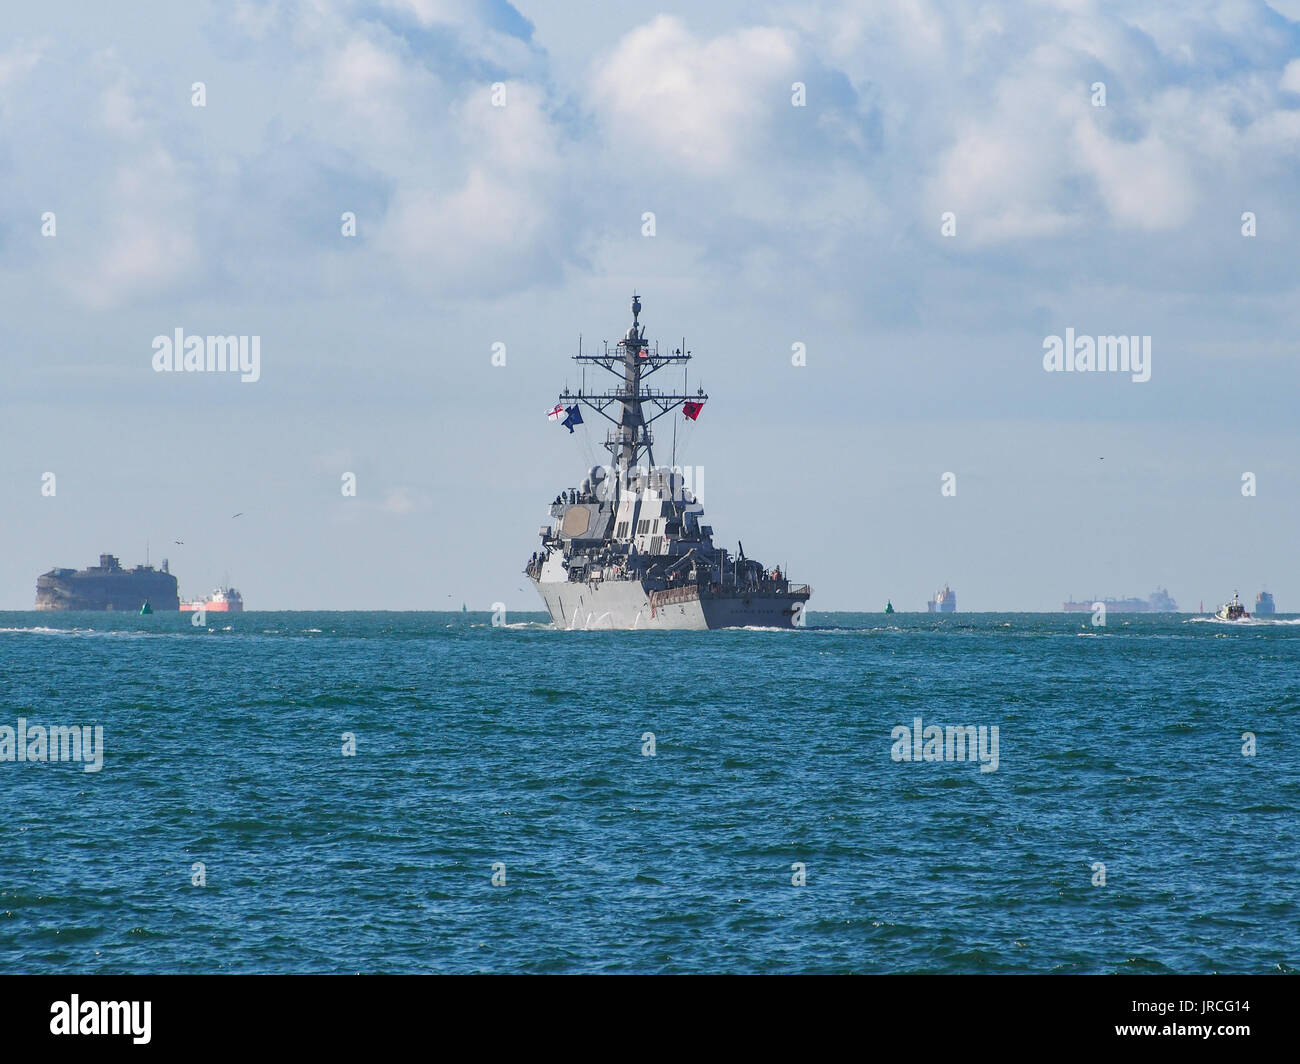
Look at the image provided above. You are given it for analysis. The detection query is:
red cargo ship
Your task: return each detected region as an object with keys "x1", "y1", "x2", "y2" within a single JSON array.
[{"x1": 179, "y1": 586, "x2": 244, "y2": 612}]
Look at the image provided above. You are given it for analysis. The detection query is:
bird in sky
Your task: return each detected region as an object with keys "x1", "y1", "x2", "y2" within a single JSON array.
[
  {"x1": 232, "y1": 512, "x2": 244, "y2": 518},
  {"x1": 174, "y1": 540, "x2": 184, "y2": 545}
]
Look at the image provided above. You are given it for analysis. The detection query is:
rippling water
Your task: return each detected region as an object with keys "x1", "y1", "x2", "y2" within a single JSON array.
[{"x1": 1, "y1": 610, "x2": 1295, "y2": 973}]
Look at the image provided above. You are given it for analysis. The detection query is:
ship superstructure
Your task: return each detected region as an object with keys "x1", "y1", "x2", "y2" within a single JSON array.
[
  {"x1": 927, "y1": 585, "x2": 956, "y2": 613},
  {"x1": 35, "y1": 553, "x2": 179, "y2": 611},
  {"x1": 1255, "y1": 590, "x2": 1276, "y2": 616},
  {"x1": 1216, "y1": 591, "x2": 1250, "y2": 621},
  {"x1": 525, "y1": 294, "x2": 810, "y2": 630}
]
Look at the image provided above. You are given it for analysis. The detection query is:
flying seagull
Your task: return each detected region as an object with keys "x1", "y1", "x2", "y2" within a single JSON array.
[
  {"x1": 231, "y1": 512, "x2": 244, "y2": 518},
  {"x1": 174, "y1": 540, "x2": 184, "y2": 545}
]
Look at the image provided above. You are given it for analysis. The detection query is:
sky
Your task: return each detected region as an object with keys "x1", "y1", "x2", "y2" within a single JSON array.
[{"x1": 2, "y1": 0, "x2": 1299, "y2": 612}]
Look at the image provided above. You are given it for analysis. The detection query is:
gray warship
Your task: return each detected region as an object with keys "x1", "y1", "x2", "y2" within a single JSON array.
[
  {"x1": 35, "y1": 553, "x2": 179, "y2": 611},
  {"x1": 525, "y1": 294, "x2": 810, "y2": 630}
]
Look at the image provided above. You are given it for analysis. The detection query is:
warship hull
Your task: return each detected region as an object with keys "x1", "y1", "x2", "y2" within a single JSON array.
[{"x1": 533, "y1": 577, "x2": 807, "y2": 630}]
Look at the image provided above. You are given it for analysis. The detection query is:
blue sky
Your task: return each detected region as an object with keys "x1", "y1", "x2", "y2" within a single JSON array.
[{"x1": 2, "y1": 0, "x2": 1299, "y2": 611}]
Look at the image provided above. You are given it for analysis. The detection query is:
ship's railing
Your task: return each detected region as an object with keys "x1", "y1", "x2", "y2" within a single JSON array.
[
  {"x1": 649, "y1": 585, "x2": 701, "y2": 608},
  {"x1": 649, "y1": 582, "x2": 811, "y2": 607}
]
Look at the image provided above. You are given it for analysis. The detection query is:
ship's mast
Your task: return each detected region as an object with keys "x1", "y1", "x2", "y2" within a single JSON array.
[
  {"x1": 559, "y1": 293, "x2": 706, "y2": 475},
  {"x1": 615, "y1": 293, "x2": 647, "y2": 470}
]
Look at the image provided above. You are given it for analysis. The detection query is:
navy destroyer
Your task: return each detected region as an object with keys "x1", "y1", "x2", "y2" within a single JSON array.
[
  {"x1": 35, "y1": 554, "x2": 179, "y2": 611},
  {"x1": 525, "y1": 294, "x2": 810, "y2": 630}
]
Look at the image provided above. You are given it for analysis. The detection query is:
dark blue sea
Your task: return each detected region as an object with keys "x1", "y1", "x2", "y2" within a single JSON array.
[{"x1": 1, "y1": 611, "x2": 1296, "y2": 974}]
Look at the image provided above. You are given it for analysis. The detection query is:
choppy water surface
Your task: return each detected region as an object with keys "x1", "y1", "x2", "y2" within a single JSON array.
[{"x1": 1, "y1": 610, "x2": 1295, "y2": 973}]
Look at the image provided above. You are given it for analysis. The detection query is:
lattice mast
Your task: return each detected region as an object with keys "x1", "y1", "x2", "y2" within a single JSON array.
[{"x1": 560, "y1": 294, "x2": 706, "y2": 476}]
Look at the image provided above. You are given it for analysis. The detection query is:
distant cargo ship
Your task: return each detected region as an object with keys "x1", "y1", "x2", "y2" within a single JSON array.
[
  {"x1": 180, "y1": 587, "x2": 244, "y2": 613},
  {"x1": 927, "y1": 585, "x2": 956, "y2": 613},
  {"x1": 1255, "y1": 591, "x2": 1276, "y2": 616},
  {"x1": 1063, "y1": 587, "x2": 1177, "y2": 613},
  {"x1": 35, "y1": 553, "x2": 179, "y2": 611}
]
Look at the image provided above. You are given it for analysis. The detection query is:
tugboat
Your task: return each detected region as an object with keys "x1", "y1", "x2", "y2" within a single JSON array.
[
  {"x1": 1215, "y1": 592, "x2": 1250, "y2": 621},
  {"x1": 525, "y1": 294, "x2": 810, "y2": 630}
]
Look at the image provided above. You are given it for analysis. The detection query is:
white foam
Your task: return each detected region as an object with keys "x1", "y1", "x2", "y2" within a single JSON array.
[{"x1": 1186, "y1": 615, "x2": 1300, "y2": 626}]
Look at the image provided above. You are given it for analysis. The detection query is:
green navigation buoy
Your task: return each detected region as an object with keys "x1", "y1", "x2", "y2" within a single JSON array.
[
  {"x1": 885, "y1": 601, "x2": 894, "y2": 614},
  {"x1": 139, "y1": 600, "x2": 153, "y2": 615}
]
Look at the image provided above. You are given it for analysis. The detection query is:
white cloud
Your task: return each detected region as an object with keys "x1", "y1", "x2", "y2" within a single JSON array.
[
  {"x1": 0, "y1": 42, "x2": 42, "y2": 87},
  {"x1": 380, "y1": 486, "x2": 431, "y2": 514},
  {"x1": 1074, "y1": 121, "x2": 1196, "y2": 230},
  {"x1": 69, "y1": 146, "x2": 199, "y2": 310},
  {"x1": 56, "y1": 71, "x2": 200, "y2": 309},
  {"x1": 784, "y1": 1, "x2": 1294, "y2": 243},
  {"x1": 99, "y1": 79, "x2": 146, "y2": 139},
  {"x1": 1267, "y1": 0, "x2": 1300, "y2": 19},
  {"x1": 370, "y1": 80, "x2": 572, "y2": 293},
  {"x1": 1283, "y1": 57, "x2": 1300, "y2": 91},
  {"x1": 380, "y1": 0, "x2": 475, "y2": 27},
  {"x1": 589, "y1": 16, "x2": 800, "y2": 175}
]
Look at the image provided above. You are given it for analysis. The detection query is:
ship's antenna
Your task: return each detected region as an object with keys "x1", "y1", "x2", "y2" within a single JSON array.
[
  {"x1": 683, "y1": 345, "x2": 688, "y2": 421},
  {"x1": 556, "y1": 292, "x2": 706, "y2": 480}
]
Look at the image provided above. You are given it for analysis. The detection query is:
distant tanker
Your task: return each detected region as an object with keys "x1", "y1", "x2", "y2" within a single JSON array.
[
  {"x1": 35, "y1": 554, "x2": 179, "y2": 611},
  {"x1": 927, "y1": 585, "x2": 956, "y2": 613},
  {"x1": 1063, "y1": 588, "x2": 1178, "y2": 613}
]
